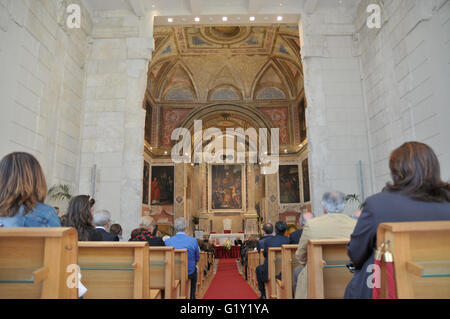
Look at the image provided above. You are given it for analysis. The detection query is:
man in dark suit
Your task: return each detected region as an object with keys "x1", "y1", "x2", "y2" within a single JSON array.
[
  {"x1": 289, "y1": 212, "x2": 314, "y2": 244},
  {"x1": 94, "y1": 210, "x2": 119, "y2": 241},
  {"x1": 255, "y1": 221, "x2": 290, "y2": 299},
  {"x1": 257, "y1": 223, "x2": 274, "y2": 251}
]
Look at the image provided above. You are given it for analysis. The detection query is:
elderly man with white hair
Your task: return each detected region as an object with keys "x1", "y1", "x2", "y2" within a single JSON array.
[
  {"x1": 165, "y1": 217, "x2": 200, "y2": 299},
  {"x1": 292, "y1": 191, "x2": 357, "y2": 299},
  {"x1": 93, "y1": 209, "x2": 119, "y2": 241}
]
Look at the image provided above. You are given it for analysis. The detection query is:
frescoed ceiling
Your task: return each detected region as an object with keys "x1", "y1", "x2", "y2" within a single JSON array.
[{"x1": 145, "y1": 24, "x2": 305, "y2": 155}]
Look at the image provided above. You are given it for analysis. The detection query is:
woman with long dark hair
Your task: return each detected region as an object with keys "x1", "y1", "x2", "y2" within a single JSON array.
[
  {"x1": 0, "y1": 152, "x2": 60, "y2": 227},
  {"x1": 62, "y1": 195, "x2": 102, "y2": 241},
  {"x1": 344, "y1": 142, "x2": 450, "y2": 299}
]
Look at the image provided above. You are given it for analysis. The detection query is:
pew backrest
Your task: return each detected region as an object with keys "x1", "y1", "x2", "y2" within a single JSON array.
[
  {"x1": 174, "y1": 249, "x2": 189, "y2": 298},
  {"x1": 0, "y1": 227, "x2": 78, "y2": 299},
  {"x1": 276, "y1": 244, "x2": 300, "y2": 299},
  {"x1": 149, "y1": 247, "x2": 176, "y2": 299},
  {"x1": 267, "y1": 247, "x2": 282, "y2": 299},
  {"x1": 377, "y1": 221, "x2": 450, "y2": 299},
  {"x1": 78, "y1": 241, "x2": 149, "y2": 299},
  {"x1": 307, "y1": 238, "x2": 352, "y2": 299}
]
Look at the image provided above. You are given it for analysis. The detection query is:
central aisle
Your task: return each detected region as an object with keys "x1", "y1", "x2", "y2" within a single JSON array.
[{"x1": 202, "y1": 259, "x2": 259, "y2": 299}]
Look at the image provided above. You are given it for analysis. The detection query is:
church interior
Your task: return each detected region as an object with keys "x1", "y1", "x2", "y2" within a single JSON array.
[
  {"x1": 142, "y1": 23, "x2": 310, "y2": 238},
  {"x1": 0, "y1": 0, "x2": 449, "y2": 303}
]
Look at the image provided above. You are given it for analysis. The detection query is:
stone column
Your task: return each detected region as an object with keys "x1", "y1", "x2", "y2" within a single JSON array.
[
  {"x1": 79, "y1": 11, "x2": 153, "y2": 239},
  {"x1": 246, "y1": 164, "x2": 256, "y2": 214},
  {"x1": 298, "y1": 11, "x2": 371, "y2": 216},
  {"x1": 265, "y1": 173, "x2": 279, "y2": 223},
  {"x1": 200, "y1": 163, "x2": 207, "y2": 213}
]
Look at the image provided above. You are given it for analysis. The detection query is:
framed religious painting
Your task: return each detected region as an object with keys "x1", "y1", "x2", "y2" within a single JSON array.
[
  {"x1": 142, "y1": 161, "x2": 150, "y2": 205},
  {"x1": 278, "y1": 165, "x2": 301, "y2": 204},
  {"x1": 150, "y1": 166, "x2": 174, "y2": 205},
  {"x1": 208, "y1": 164, "x2": 246, "y2": 213}
]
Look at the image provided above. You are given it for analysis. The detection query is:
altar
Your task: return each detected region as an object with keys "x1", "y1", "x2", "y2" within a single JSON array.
[{"x1": 209, "y1": 233, "x2": 244, "y2": 245}]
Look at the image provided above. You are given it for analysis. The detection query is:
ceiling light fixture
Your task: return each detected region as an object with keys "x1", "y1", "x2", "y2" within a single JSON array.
[
  {"x1": 168, "y1": 18, "x2": 173, "y2": 23},
  {"x1": 222, "y1": 16, "x2": 228, "y2": 22},
  {"x1": 277, "y1": 16, "x2": 283, "y2": 21},
  {"x1": 249, "y1": 16, "x2": 255, "y2": 21},
  {"x1": 194, "y1": 17, "x2": 200, "y2": 22}
]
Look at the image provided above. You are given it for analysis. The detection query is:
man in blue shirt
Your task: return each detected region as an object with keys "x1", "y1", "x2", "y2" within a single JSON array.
[{"x1": 165, "y1": 217, "x2": 200, "y2": 299}]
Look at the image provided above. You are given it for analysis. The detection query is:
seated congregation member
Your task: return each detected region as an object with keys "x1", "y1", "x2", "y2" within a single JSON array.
[
  {"x1": 289, "y1": 212, "x2": 314, "y2": 245},
  {"x1": 256, "y1": 221, "x2": 290, "y2": 299},
  {"x1": 0, "y1": 152, "x2": 60, "y2": 228},
  {"x1": 345, "y1": 142, "x2": 450, "y2": 299},
  {"x1": 110, "y1": 223, "x2": 124, "y2": 241},
  {"x1": 130, "y1": 216, "x2": 165, "y2": 246},
  {"x1": 294, "y1": 191, "x2": 356, "y2": 299},
  {"x1": 165, "y1": 218, "x2": 200, "y2": 299},
  {"x1": 93, "y1": 210, "x2": 119, "y2": 241},
  {"x1": 63, "y1": 195, "x2": 102, "y2": 241},
  {"x1": 257, "y1": 223, "x2": 274, "y2": 252}
]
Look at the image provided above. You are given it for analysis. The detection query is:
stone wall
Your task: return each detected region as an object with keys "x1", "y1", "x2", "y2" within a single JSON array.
[
  {"x1": 0, "y1": 0, "x2": 92, "y2": 210},
  {"x1": 78, "y1": 10, "x2": 153, "y2": 238},
  {"x1": 299, "y1": 6, "x2": 372, "y2": 215},
  {"x1": 355, "y1": 0, "x2": 450, "y2": 191}
]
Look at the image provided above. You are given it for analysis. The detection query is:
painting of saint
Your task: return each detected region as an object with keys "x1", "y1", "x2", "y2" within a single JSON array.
[
  {"x1": 279, "y1": 165, "x2": 301, "y2": 204},
  {"x1": 142, "y1": 161, "x2": 149, "y2": 205},
  {"x1": 211, "y1": 165, "x2": 244, "y2": 211},
  {"x1": 151, "y1": 166, "x2": 174, "y2": 205}
]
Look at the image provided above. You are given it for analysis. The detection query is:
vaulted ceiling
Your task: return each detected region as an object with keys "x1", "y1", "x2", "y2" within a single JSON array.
[{"x1": 147, "y1": 24, "x2": 303, "y2": 104}]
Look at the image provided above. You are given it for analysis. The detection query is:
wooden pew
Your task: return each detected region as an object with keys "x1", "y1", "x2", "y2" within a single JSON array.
[
  {"x1": 377, "y1": 221, "x2": 450, "y2": 299},
  {"x1": 148, "y1": 247, "x2": 178, "y2": 299},
  {"x1": 0, "y1": 228, "x2": 78, "y2": 299},
  {"x1": 266, "y1": 247, "x2": 282, "y2": 299},
  {"x1": 78, "y1": 242, "x2": 149, "y2": 299},
  {"x1": 174, "y1": 249, "x2": 189, "y2": 299},
  {"x1": 197, "y1": 251, "x2": 208, "y2": 296},
  {"x1": 275, "y1": 244, "x2": 300, "y2": 299},
  {"x1": 247, "y1": 250, "x2": 259, "y2": 293},
  {"x1": 307, "y1": 238, "x2": 352, "y2": 299}
]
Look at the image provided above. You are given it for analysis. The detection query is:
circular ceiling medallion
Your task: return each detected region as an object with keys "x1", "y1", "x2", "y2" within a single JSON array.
[{"x1": 200, "y1": 26, "x2": 251, "y2": 45}]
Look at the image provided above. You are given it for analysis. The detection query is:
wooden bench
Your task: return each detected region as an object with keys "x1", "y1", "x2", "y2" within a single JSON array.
[
  {"x1": 149, "y1": 247, "x2": 178, "y2": 299},
  {"x1": 174, "y1": 249, "x2": 189, "y2": 299},
  {"x1": 196, "y1": 251, "x2": 208, "y2": 296},
  {"x1": 78, "y1": 242, "x2": 149, "y2": 299},
  {"x1": 247, "y1": 250, "x2": 258, "y2": 292},
  {"x1": 275, "y1": 244, "x2": 300, "y2": 299},
  {"x1": 377, "y1": 221, "x2": 450, "y2": 299},
  {"x1": 0, "y1": 227, "x2": 78, "y2": 299},
  {"x1": 307, "y1": 238, "x2": 352, "y2": 299},
  {"x1": 266, "y1": 247, "x2": 282, "y2": 299}
]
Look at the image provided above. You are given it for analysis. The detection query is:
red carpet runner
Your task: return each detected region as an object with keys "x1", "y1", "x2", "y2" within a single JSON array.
[{"x1": 203, "y1": 259, "x2": 259, "y2": 299}]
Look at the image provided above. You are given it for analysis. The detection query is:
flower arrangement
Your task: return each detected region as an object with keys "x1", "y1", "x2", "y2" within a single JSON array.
[{"x1": 224, "y1": 240, "x2": 232, "y2": 252}]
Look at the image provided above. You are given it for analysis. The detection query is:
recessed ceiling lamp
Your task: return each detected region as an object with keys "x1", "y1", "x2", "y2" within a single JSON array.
[
  {"x1": 277, "y1": 16, "x2": 283, "y2": 21},
  {"x1": 249, "y1": 16, "x2": 255, "y2": 21},
  {"x1": 222, "y1": 16, "x2": 228, "y2": 21},
  {"x1": 168, "y1": 18, "x2": 173, "y2": 23},
  {"x1": 164, "y1": 151, "x2": 168, "y2": 155},
  {"x1": 284, "y1": 149, "x2": 288, "y2": 153},
  {"x1": 194, "y1": 17, "x2": 200, "y2": 22}
]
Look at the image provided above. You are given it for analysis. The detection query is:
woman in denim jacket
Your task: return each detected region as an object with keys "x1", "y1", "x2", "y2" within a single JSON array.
[{"x1": 0, "y1": 152, "x2": 60, "y2": 228}]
